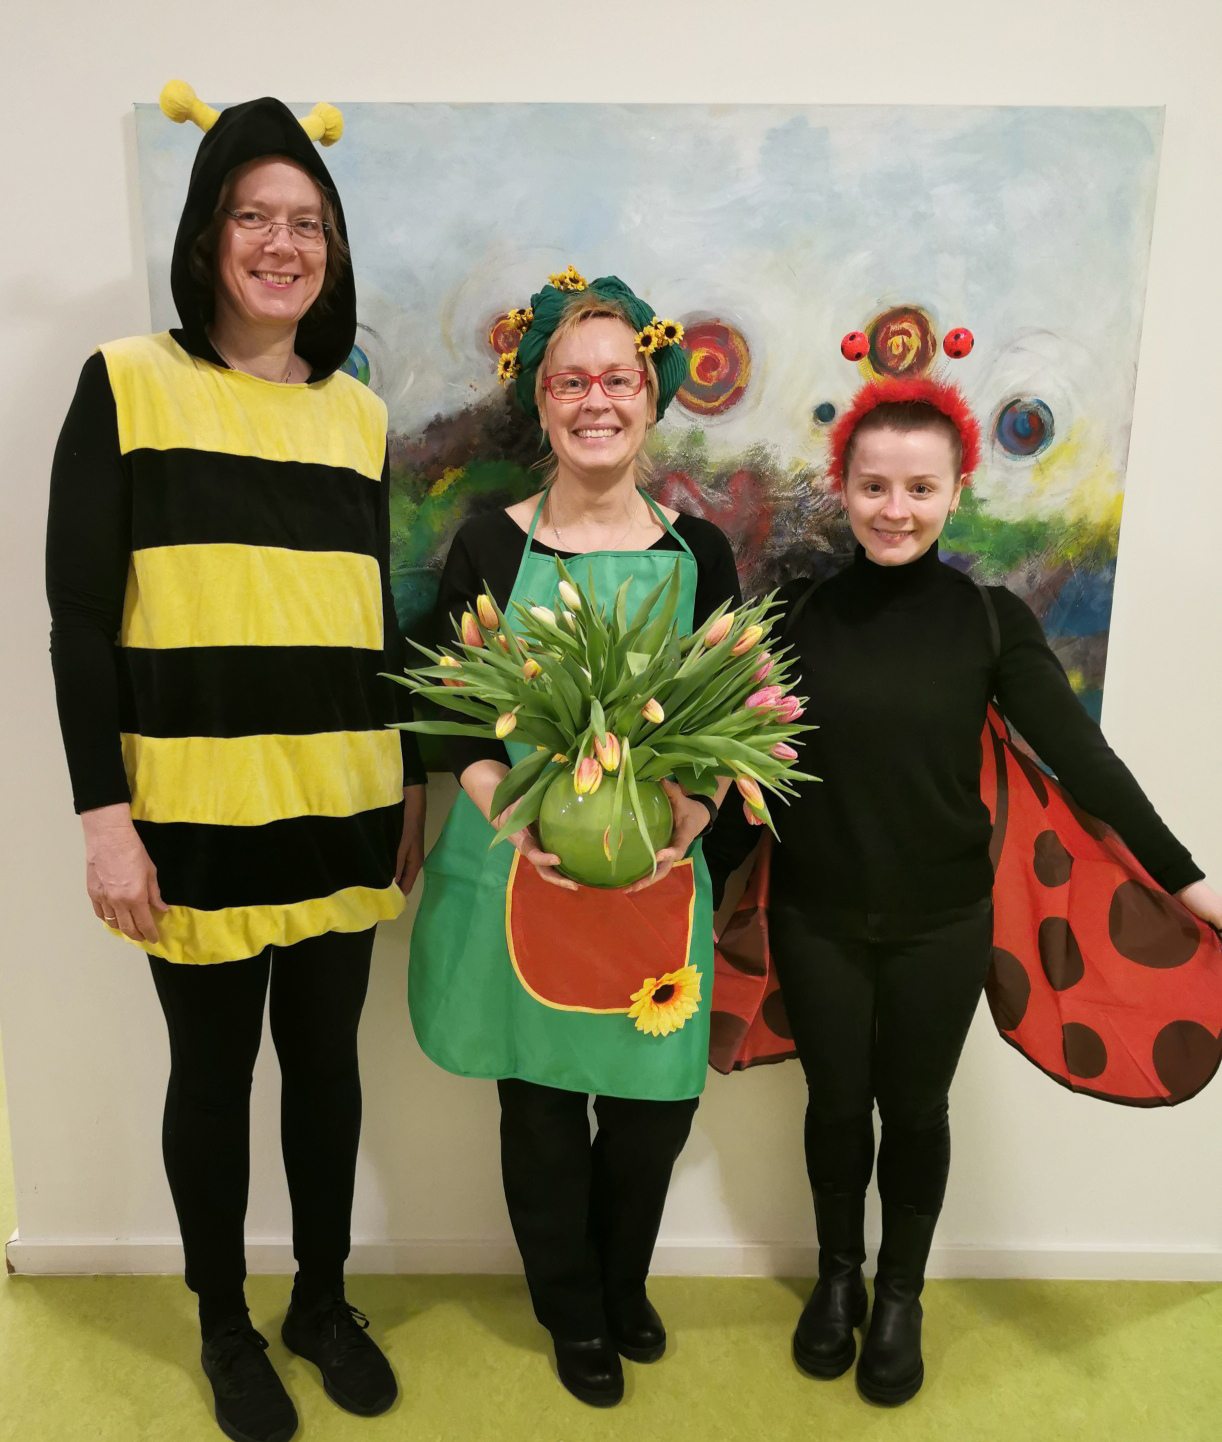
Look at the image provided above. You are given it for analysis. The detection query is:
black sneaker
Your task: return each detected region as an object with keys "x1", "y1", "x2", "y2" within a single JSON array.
[
  {"x1": 200, "y1": 1322, "x2": 298, "y2": 1442},
  {"x1": 281, "y1": 1294, "x2": 397, "y2": 1417}
]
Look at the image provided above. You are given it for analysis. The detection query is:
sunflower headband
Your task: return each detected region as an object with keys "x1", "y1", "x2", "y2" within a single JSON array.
[{"x1": 494, "y1": 268, "x2": 690, "y2": 425}]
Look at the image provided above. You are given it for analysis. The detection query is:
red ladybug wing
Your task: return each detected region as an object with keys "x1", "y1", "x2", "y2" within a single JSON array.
[{"x1": 984, "y1": 719, "x2": 1222, "y2": 1105}]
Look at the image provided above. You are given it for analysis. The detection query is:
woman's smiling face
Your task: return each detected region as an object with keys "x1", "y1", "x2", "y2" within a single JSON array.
[
  {"x1": 843, "y1": 425, "x2": 964, "y2": 567},
  {"x1": 213, "y1": 158, "x2": 327, "y2": 331},
  {"x1": 541, "y1": 316, "x2": 652, "y2": 483}
]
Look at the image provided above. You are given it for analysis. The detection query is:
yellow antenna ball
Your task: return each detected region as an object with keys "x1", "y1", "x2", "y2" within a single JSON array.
[
  {"x1": 301, "y1": 102, "x2": 343, "y2": 146},
  {"x1": 159, "y1": 79, "x2": 219, "y2": 133}
]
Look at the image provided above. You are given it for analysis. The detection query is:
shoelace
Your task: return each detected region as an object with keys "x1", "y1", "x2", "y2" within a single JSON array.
[
  {"x1": 315, "y1": 1299, "x2": 373, "y2": 1358},
  {"x1": 207, "y1": 1325, "x2": 273, "y2": 1396}
]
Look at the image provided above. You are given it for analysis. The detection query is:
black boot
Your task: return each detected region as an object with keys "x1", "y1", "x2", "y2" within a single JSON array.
[
  {"x1": 201, "y1": 1320, "x2": 298, "y2": 1442},
  {"x1": 793, "y1": 1189, "x2": 868, "y2": 1379},
  {"x1": 856, "y1": 1204, "x2": 939, "y2": 1406},
  {"x1": 607, "y1": 1290, "x2": 666, "y2": 1363},
  {"x1": 281, "y1": 1291, "x2": 397, "y2": 1417},
  {"x1": 551, "y1": 1336, "x2": 625, "y2": 1407}
]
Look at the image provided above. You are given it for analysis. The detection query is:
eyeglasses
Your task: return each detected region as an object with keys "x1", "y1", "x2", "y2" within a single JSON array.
[
  {"x1": 542, "y1": 369, "x2": 646, "y2": 402},
  {"x1": 221, "y1": 208, "x2": 331, "y2": 248}
]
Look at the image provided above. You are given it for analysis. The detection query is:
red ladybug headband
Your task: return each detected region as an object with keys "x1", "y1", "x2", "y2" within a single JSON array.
[{"x1": 827, "y1": 374, "x2": 982, "y2": 490}]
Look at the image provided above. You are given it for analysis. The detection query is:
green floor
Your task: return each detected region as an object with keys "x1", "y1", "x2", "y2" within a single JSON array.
[{"x1": 1, "y1": 1050, "x2": 1219, "y2": 1442}]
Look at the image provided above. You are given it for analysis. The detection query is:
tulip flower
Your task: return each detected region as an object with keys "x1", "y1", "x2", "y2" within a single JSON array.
[
  {"x1": 744, "y1": 685, "x2": 784, "y2": 714},
  {"x1": 641, "y1": 698, "x2": 665, "y2": 725},
  {"x1": 438, "y1": 656, "x2": 464, "y2": 687},
  {"x1": 744, "y1": 802, "x2": 766, "y2": 827},
  {"x1": 594, "y1": 732, "x2": 621, "y2": 772},
  {"x1": 495, "y1": 634, "x2": 511, "y2": 653},
  {"x1": 557, "y1": 580, "x2": 582, "y2": 611},
  {"x1": 552, "y1": 753, "x2": 569, "y2": 764},
  {"x1": 736, "y1": 776, "x2": 765, "y2": 812},
  {"x1": 703, "y1": 611, "x2": 734, "y2": 647},
  {"x1": 495, "y1": 708, "x2": 519, "y2": 740},
  {"x1": 522, "y1": 658, "x2": 542, "y2": 680},
  {"x1": 460, "y1": 612, "x2": 483, "y2": 648},
  {"x1": 476, "y1": 594, "x2": 498, "y2": 629},
  {"x1": 562, "y1": 610, "x2": 577, "y2": 632},
  {"x1": 773, "y1": 695, "x2": 805, "y2": 723},
  {"x1": 770, "y1": 741, "x2": 799, "y2": 761},
  {"x1": 753, "y1": 652, "x2": 773, "y2": 682},
  {"x1": 530, "y1": 605, "x2": 556, "y2": 625},
  {"x1": 574, "y1": 757, "x2": 603, "y2": 796},
  {"x1": 730, "y1": 624, "x2": 764, "y2": 656}
]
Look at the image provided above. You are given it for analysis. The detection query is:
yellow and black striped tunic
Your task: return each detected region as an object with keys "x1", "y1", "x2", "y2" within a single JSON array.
[{"x1": 52, "y1": 333, "x2": 408, "y2": 963}]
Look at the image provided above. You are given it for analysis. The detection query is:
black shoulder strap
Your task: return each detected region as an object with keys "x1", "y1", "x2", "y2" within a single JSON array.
[
  {"x1": 977, "y1": 582, "x2": 1001, "y2": 665},
  {"x1": 782, "y1": 577, "x2": 823, "y2": 637}
]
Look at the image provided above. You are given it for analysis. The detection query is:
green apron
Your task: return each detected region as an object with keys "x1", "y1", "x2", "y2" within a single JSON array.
[{"x1": 408, "y1": 493, "x2": 713, "y2": 1100}]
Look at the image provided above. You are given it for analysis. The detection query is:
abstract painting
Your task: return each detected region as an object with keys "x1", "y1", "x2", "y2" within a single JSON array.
[{"x1": 136, "y1": 103, "x2": 1163, "y2": 723}]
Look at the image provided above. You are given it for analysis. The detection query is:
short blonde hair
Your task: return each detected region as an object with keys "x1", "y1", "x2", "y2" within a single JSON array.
[{"x1": 534, "y1": 296, "x2": 659, "y2": 488}]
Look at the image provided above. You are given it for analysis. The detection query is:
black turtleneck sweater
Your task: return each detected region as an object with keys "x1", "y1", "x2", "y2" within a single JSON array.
[{"x1": 705, "y1": 542, "x2": 1201, "y2": 915}]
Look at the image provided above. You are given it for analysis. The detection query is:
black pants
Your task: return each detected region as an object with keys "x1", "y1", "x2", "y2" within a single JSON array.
[
  {"x1": 149, "y1": 927, "x2": 375, "y2": 1298},
  {"x1": 769, "y1": 901, "x2": 994, "y2": 1216},
  {"x1": 497, "y1": 1078, "x2": 698, "y2": 1340}
]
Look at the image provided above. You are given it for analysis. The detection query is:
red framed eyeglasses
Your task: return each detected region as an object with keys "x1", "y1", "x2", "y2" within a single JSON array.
[{"x1": 541, "y1": 368, "x2": 647, "y2": 402}]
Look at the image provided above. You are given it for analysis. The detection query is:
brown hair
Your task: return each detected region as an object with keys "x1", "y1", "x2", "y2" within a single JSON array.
[
  {"x1": 188, "y1": 160, "x2": 350, "y2": 315},
  {"x1": 841, "y1": 400, "x2": 963, "y2": 482},
  {"x1": 534, "y1": 296, "x2": 659, "y2": 488}
]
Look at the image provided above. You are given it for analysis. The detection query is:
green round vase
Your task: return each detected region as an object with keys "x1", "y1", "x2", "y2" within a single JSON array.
[{"x1": 537, "y1": 769, "x2": 673, "y2": 888}]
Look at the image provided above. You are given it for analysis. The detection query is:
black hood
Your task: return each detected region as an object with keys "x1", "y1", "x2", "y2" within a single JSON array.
[{"x1": 169, "y1": 96, "x2": 356, "y2": 381}]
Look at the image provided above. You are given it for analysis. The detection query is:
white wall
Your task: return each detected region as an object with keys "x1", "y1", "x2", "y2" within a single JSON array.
[{"x1": 3, "y1": 0, "x2": 1220, "y2": 1280}]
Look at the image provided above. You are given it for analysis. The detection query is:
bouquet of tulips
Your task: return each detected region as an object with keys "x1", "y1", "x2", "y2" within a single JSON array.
[{"x1": 390, "y1": 558, "x2": 814, "y2": 887}]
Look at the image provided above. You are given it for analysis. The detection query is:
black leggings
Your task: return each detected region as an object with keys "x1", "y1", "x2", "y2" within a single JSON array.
[
  {"x1": 149, "y1": 927, "x2": 375, "y2": 1299},
  {"x1": 497, "y1": 1078, "x2": 698, "y2": 1340},
  {"x1": 769, "y1": 902, "x2": 994, "y2": 1215}
]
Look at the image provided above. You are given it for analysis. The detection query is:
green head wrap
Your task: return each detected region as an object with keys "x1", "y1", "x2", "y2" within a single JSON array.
[{"x1": 505, "y1": 269, "x2": 689, "y2": 428}]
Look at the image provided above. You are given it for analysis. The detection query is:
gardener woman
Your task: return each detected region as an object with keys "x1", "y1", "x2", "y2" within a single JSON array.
[
  {"x1": 704, "y1": 375, "x2": 1222, "y2": 1407},
  {"x1": 409, "y1": 271, "x2": 740, "y2": 1407}
]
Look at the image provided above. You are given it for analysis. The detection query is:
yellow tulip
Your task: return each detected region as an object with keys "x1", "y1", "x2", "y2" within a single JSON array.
[
  {"x1": 574, "y1": 757, "x2": 603, "y2": 795},
  {"x1": 495, "y1": 709, "x2": 519, "y2": 740},
  {"x1": 704, "y1": 611, "x2": 734, "y2": 647},
  {"x1": 730, "y1": 624, "x2": 764, "y2": 656},
  {"x1": 476, "y1": 594, "x2": 498, "y2": 629},
  {"x1": 593, "y1": 732, "x2": 621, "y2": 772},
  {"x1": 641, "y1": 698, "x2": 665, "y2": 725},
  {"x1": 460, "y1": 612, "x2": 483, "y2": 648},
  {"x1": 522, "y1": 658, "x2": 542, "y2": 680},
  {"x1": 438, "y1": 656, "x2": 464, "y2": 688}
]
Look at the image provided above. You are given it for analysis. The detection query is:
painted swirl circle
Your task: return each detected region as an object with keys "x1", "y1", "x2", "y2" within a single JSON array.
[
  {"x1": 340, "y1": 344, "x2": 371, "y2": 386},
  {"x1": 676, "y1": 321, "x2": 752, "y2": 416},
  {"x1": 995, "y1": 397, "x2": 1055, "y2": 457},
  {"x1": 488, "y1": 314, "x2": 523, "y2": 357},
  {"x1": 868, "y1": 306, "x2": 937, "y2": 377}
]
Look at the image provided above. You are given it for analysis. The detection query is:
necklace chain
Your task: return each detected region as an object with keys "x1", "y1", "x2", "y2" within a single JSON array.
[
  {"x1": 546, "y1": 487, "x2": 646, "y2": 553},
  {"x1": 210, "y1": 335, "x2": 298, "y2": 385}
]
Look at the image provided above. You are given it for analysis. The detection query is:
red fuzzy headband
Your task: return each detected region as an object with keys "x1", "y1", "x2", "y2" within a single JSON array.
[{"x1": 827, "y1": 375, "x2": 981, "y2": 489}]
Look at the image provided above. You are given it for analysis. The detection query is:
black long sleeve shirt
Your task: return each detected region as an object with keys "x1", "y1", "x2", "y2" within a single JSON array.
[
  {"x1": 46, "y1": 352, "x2": 424, "y2": 813},
  {"x1": 433, "y1": 505, "x2": 743, "y2": 779},
  {"x1": 704, "y1": 542, "x2": 1201, "y2": 914}
]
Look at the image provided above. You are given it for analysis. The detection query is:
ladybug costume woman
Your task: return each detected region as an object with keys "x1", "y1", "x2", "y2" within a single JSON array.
[{"x1": 703, "y1": 373, "x2": 1222, "y2": 1407}]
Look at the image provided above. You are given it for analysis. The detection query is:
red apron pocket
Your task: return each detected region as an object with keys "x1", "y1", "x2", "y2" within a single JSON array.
[{"x1": 506, "y1": 853, "x2": 696, "y2": 1013}]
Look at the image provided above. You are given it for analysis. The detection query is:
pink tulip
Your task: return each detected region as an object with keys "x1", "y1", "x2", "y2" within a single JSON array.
[
  {"x1": 736, "y1": 776, "x2": 765, "y2": 811},
  {"x1": 574, "y1": 757, "x2": 603, "y2": 796},
  {"x1": 594, "y1": 732, "x2": 622, "y2": 772},
  {"x1": 753, "y1": 653, "x2": 773, "y2": 682},
  {"x1": 439, "y1": 656, "x2": 464, "y2": 688},
  {"x1": 460, "y1": 612, "x2": 483, "y2": 648},
  {"x1": 770, "y1": 741, "x2": 799, "y2": 762},
  {"x1": 744, "y1": 685, "x2": 784, "y2": 713},
  {"x1": 744, "y1": 802, "x2": 765, "y2": 827},
  {"x1": 476, "y1": 594, "x2": 498, "y2": 629},
  {"x1": 704, "y1": 611, "x2": 734, "y2": 647},
  {"x1": 730, "y1": 624, "x2": 764, "y2": 656},
  {"x1": 773, "y1": 695, "x2": 805, "y2": 723},
  {"x1": 641, "y1": 699, "x2": 665, "y2": 725}
]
